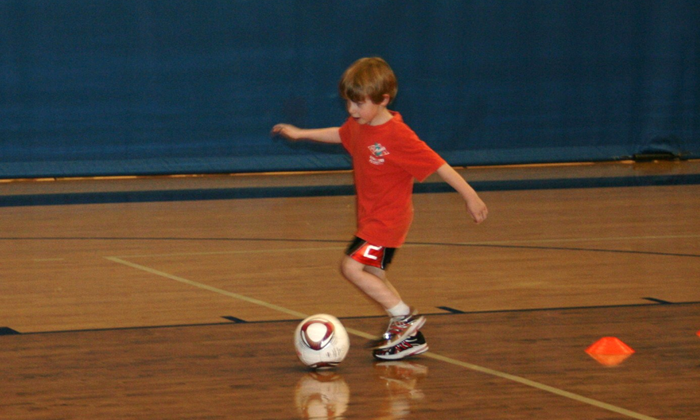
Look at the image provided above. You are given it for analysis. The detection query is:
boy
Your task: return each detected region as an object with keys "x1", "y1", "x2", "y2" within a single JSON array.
[{"x1": 272, "y1": 57, "x2": 487, "y2": 360}]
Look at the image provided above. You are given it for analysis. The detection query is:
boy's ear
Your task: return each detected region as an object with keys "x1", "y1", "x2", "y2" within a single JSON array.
[{"x1": 380, "y1": 94, "x2": 391, "y2": 106}]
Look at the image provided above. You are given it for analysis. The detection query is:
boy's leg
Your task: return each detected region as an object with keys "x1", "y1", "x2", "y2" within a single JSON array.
[
  {"x1": 341, "y1": 256, "x2": 401, "y2": 310},
  {"x1": 362, "y1": 265, "x2": 402, "y2": 302},
  {"x1": 364, "y1": 264, "x2": 412, "y2": 318},
  {"x1": 342, "y1": 239, "x2": 426, "y2": 349}
]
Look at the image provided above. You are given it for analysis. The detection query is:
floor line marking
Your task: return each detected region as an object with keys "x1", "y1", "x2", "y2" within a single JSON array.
[
  {"x1": 101, "y1": 233, "x2": 700, "y2": 259},
  {"x1": 5, "y1": 233, "x2": 700, "y2": 245},
  {"x1": 111, "y1": 246, "x2": 347, "y2": 259},
  {"x1": 105, "y1": 257, "x2": 307, "y2": 319},
  {"x1": 443, "y1": 233, "x2": 700, "y2": 246},
  {"x1": 422, "y1": 352, "x2": 658, "y2": 420},
  {"x1": 104, "y1": 256, "x2": 659, "y2": 420}
]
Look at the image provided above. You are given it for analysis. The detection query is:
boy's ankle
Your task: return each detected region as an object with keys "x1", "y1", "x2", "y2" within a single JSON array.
[{"x1": 387, "y1": 302, "x2": 411, "y2": 318}]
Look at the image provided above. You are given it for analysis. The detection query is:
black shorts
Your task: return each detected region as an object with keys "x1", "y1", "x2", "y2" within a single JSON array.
[{"x1": 345, "y1": 237, "x2": 396, "y2": 270}]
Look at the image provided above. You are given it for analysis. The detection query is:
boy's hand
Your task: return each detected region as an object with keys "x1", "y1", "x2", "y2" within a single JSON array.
[
  {"x1": 270, "y1": 125, "x2": 342, "y2": 144},
  {"x1": 435, "y1": 164, "x2": 488, "y2": 224},
  {"x1": 271, "y1": 124, "x2": 302, "y2": 140},
  {"x1": 466, "y1": 195, "x2": 488, "y2": 224}
]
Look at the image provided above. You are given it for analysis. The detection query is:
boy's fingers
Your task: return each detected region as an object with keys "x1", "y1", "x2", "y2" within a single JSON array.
[
  {"x1": 472, "y1": 209, "x2": 487, "y2": 224},
  {"x1": 270, "y1": 125, "x2": 286, "y2": 137}
]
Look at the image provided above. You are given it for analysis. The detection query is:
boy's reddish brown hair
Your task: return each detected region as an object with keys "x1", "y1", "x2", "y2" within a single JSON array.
[{"x1": 339, "y1": 57, "x2": 398, "y2": 104}]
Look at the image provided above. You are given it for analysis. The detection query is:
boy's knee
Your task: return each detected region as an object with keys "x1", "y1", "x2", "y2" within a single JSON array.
[{"x1": 340, "y1": 256, "x2": 362, "y2": 279}]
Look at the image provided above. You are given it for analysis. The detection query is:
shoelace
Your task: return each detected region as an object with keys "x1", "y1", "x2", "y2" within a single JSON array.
[{"x1": 383, "y1": 317, "x2": 412, "y2": 339}]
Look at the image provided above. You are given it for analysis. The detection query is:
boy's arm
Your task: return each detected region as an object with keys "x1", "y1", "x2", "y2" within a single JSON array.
[
  {"x1": 271, "y1": 124, "x2": 342, "y2": 144},
  {"x1": 435, "y1": 163, "x2": 488, "y2": 224}
]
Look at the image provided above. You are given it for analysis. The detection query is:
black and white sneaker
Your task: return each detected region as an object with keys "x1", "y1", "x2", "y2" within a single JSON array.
[
  {"x1": 373, "y1": 331, "x2": 429, "y2": 361},
  {"x1": 374, "y1": 308, "x2": 426, "y2": 349}
]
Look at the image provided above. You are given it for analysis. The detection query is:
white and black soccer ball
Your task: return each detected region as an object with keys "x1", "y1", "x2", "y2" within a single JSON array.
[{"x1": 294, "y1": 314, "x2": 350, "y2": 369}]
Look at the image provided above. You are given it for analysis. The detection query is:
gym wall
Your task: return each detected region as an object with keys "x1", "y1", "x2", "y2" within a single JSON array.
[{"x1": 1, "y1": 0, "x2": 698, "y2": 178}]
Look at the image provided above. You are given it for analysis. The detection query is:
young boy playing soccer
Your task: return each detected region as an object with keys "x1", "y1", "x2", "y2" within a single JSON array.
[{"x1": 272, "y1": 57, "x2": 488, "y2": 360}]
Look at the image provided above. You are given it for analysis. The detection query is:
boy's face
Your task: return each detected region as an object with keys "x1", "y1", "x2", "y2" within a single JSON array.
[{"x1": 346, "y1": 95, "x2": 391, "y2": 126}]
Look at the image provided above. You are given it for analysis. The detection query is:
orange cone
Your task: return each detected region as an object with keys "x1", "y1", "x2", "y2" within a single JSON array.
[
  {"x1": 585, "y1": 337, "x2": 635, "y2": 367},
  {"x1": 696, "y1": 330, "x2": 700, "y2": 338}
]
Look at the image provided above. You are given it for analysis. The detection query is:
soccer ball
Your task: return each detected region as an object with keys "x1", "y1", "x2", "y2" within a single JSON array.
[{"x1": 294, "y1": 314, "x2": 350, "y2": 369}]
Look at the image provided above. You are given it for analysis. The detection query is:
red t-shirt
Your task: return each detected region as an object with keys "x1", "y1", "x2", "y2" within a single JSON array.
[{"x1": 339, "y1": 111, "x2": 446, "y2": 247}]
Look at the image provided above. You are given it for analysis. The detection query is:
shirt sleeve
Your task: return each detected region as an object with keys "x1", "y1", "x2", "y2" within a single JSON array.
[{"x1": 391, "y1": 124, "x2": 446, "y2": 182}]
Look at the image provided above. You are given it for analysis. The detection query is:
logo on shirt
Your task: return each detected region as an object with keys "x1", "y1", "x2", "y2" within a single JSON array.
[{"x1": 368, "y1": 143, "x2": 389, "y2": 165}]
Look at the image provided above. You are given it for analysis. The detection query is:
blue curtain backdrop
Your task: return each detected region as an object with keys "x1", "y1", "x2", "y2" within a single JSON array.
[{"x1": 1, "y1": 0, "x2": 699, "y2": 178}]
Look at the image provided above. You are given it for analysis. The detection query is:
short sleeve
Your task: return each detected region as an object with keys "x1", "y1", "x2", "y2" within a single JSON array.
[{"x1": 390, "y1": 124, "x2": 446, "y2": 182}]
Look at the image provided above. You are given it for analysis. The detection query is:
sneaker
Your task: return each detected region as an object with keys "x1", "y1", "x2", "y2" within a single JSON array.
[
  {"x1": 373, "y1": 331, "x2": 429, "y2": 361},
  {"x1": 375, "y1": 309, "x2": 426, "y2": 349}
]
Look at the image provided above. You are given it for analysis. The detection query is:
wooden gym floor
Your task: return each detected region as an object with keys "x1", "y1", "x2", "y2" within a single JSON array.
[{"x1": 1, "y1": 160, "x2": 699, "y2": 419}]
